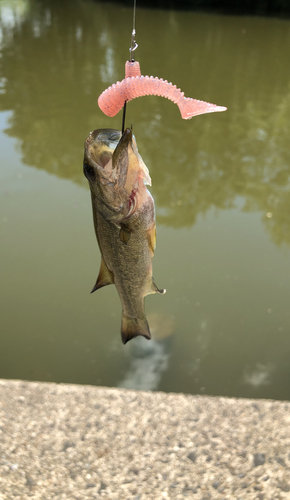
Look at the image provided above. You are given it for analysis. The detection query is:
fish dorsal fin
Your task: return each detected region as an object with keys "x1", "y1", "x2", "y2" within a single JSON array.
[
  {"x1": 149, "y1": 278, "x2": 166, "y2": 295},
  {"x1": 119, "y1": 223, "x2": 132, "y2": 245},
  {"x1": 147, "y1": 225, "x2": 156, "y2": 255},
  {"x1": 91, "y1": 257, "x2": 114, "y2": 293}
]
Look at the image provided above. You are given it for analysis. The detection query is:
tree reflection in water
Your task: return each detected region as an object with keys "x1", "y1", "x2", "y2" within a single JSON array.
[{"x1": 0, "y1": 0, "x2": 290, "y2": 248}]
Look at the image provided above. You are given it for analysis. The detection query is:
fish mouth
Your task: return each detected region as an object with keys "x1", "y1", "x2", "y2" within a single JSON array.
[
  {"x1": 113, "y1": 127, "x2": 151, "y2": 184},
  {"x1": 84, "y1": 128, "x2": 151, "y2": 219},
  {"x1": 84, "y1": 129, "x2": 122, "y2": 172},
  {"x1": 119, "y1": 128, "x2": 133, "y2": 147},
  {"x1": 112, "y1": 127, "x2": 133, "y2": 161},
  {"x1": 113, "y1": 128, "x2": 150, "y2": 220}
]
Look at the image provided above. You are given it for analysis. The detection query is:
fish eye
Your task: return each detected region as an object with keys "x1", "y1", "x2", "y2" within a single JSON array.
[{"x1": 83, "y1": 162, "x2": 95, "y2": 180}]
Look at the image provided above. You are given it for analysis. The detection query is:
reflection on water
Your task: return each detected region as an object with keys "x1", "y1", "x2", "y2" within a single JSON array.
[
  {"x1": 1, "y1": 0, "x2": 290, "y2": 400},
  {"x1": 244, "y1": 362, "x2": 274, "y2": 388},
  {"x1": 1, "y1": 1, "x2": 290, "y2": 245},
  {"x1": 118, "y1": 313, "x2": 174, "y2": 390},
  {"x1": 118, "y1": 337, "x2": 171, "y2": 391}
]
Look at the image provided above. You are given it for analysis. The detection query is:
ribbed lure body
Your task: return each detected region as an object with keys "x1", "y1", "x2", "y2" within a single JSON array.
[{"x1": 98, "y1": 61, "x2": 227, "y2": 119}]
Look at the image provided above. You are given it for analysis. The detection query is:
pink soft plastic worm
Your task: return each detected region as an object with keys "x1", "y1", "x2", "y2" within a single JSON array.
[{"x1": 98, "y1": 60, "x2": 227, "y2": 119}]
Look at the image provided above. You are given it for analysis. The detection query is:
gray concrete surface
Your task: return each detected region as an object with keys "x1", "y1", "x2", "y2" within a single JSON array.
[{"x1": 0, "y1": 380, "x2": 290, "y2": 499}]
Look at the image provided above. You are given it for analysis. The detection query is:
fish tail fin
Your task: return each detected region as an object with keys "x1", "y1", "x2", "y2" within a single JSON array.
[{"x1": 121, "y1": 313, "x2": 151, "y2": 345}]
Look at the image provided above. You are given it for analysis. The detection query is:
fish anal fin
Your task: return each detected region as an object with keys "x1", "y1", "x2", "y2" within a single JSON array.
[
  {"x1": 149, "y1": 277, "x2": 166, "y2": 295},
  {"x1": 121, "y1": 314, "x2": 151, "y2": 344},
  {"x1": 120, "y1": 223, "x2": 132, "y2": 245},
  {"x1": 91, "y1": 257, "x2": 114, "y2": 293},
  {"x1": 147, "y1": 225, "x2": 156, "y2": 255}
]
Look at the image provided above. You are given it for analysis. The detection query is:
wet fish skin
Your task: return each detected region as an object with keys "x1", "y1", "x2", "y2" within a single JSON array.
[{"x1": 84, "y1": 128, "x2": 165, "y2": 344}]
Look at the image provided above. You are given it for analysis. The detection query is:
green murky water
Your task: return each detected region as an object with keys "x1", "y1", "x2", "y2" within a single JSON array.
[{"x1": 1, "y1": 0, "x2": 290, "y2": 399}]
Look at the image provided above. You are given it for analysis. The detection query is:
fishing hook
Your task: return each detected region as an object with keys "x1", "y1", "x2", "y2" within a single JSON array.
[
  {"x1": 129, "y1": 0, "x2": 138, "y2": 62},
  {"x1": 122, "y1": 100, "x2": 127, "y2": 134},
  {"x1": 129, "y1": 31, "x2": 138, "y2": 62},
  {"x1": 122, "y1": 0, "x2": 137, "y2": 133}
]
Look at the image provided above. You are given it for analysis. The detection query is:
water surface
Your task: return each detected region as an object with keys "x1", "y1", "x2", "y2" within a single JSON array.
[{"x1": 1, "y1": 0, "x2": 290, "y2": 400}]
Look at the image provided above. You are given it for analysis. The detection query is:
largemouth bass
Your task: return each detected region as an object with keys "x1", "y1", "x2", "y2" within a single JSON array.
[{"x1": 83, "y1": 128, "x2": 165, "y2": 344}]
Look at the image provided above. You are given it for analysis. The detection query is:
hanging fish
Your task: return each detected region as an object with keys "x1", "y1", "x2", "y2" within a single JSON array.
[
  {"x1": 88, "y1": 5, "x2": 226, "y2": 345},
  {"x1": 83, "y1": 128, "x2": 165, "y2": 344}
]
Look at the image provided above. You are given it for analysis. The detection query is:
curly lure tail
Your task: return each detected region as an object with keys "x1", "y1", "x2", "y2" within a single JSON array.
[{"x1": 98, "y1": 61, "x2": 227, "y2": 120}]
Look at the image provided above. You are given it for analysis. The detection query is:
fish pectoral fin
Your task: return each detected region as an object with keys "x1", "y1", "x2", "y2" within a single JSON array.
[
  {"x1": 121, "y1": 313, "x2": 151, "y2": 344},
  {"x1": 149, "y1": 278, "x2": 166, "y2": 295},
  {"x1": 91, "y1": 257, "x2": 114, "y2": 293},
  {"x1": 147, "y1": 225, "x2": 156, "y2": 255},
  {"x1": 119, "y1": 223, "x2": 132, "y2": 245}
]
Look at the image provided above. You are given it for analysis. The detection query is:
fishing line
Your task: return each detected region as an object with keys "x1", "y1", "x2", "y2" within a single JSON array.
[{"x1": 122, "y1": 0, "x2": 137, "y2": 133}]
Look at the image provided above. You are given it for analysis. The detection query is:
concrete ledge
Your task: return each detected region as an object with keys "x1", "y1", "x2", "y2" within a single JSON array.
[{"x1": 0, "y1": 379, "x2": 290, "y2": 499}]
